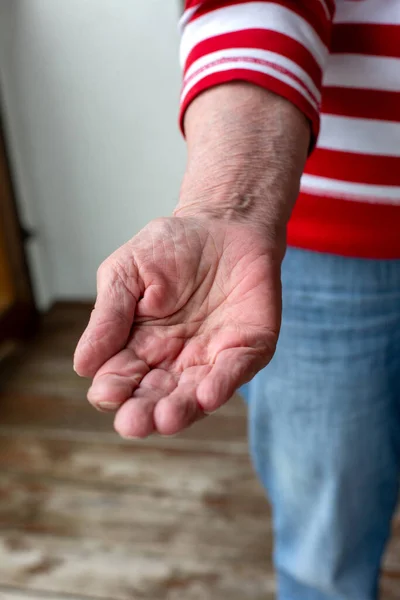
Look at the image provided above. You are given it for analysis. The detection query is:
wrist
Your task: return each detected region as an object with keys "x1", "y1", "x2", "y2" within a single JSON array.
[{"x1": 176, "y1": 83, "x2": 310, "y2": 232}]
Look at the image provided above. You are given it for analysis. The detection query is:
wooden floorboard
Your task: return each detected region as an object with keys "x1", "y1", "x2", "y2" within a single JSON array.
[
  {"x1": 0, "y1": 585, "x2": 105, "y2": 600},
  {"x1": 0, "y1": 392, "x2": 248, "y2": 446},
  {"x1": 0, "y1": 304, "x2": 399, "y2": 599},
  {"x1": 0, "y1": 435, "x2": 258, "y2": 495}
]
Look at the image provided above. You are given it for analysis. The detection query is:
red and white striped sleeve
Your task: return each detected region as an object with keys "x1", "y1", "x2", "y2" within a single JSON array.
[{"x1": 180, "y1": 0, "x2": 335, "y2": 141}]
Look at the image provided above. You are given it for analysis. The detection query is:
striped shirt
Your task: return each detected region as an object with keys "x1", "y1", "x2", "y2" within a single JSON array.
[{"x1": 180, "y1": 1, "x2": 400, "y2": 259}]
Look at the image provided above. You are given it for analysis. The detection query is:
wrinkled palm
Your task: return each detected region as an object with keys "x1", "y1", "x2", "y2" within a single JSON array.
[{"x1": 74, "y1": 217, "x2": 281, "y2": 437}]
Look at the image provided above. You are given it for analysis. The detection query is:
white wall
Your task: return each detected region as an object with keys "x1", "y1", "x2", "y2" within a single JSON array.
[{"x1": 0, "y1": 0, "x2": 186, "y2": 307}]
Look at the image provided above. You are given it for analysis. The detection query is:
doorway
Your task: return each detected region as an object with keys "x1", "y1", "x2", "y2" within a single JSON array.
[{"x1": 0, "y1": 106, "x2": 36, "y2": 349}]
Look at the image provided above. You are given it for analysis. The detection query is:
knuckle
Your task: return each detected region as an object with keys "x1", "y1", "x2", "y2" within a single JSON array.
[
  {"x1": 96, "y1": 260, "x2": 110, "y2": 282},
  {"x1": 113, "y1": 258, "x2": 132, "y2": 282}
]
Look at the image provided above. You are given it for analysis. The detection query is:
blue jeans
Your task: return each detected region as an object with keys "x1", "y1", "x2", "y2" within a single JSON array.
[{"x1": 243, "y1": 247, "x2": 400, "y2": 600}]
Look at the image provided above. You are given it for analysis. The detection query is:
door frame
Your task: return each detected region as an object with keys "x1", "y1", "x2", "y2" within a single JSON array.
[{"x1": 0, "y1": 103, "x2": 37, "y2": 344}]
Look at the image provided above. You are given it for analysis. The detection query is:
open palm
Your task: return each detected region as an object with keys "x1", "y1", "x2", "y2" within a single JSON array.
[{"x1": 74, "y1": 217, "x2": 282, "y2": 437}]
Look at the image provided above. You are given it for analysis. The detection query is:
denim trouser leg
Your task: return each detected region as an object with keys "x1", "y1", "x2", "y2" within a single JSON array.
[{"x1": 246, "y1": 248, "x2": 400, "y2": 600}]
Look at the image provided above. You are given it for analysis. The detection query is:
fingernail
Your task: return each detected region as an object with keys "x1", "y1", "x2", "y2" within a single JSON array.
[
  {"x1": 120, "y1": 432, "x2": 148, "y2": 441},
  {"x1": 97, "y1": 402, "x2": 118, "y2": 412}
]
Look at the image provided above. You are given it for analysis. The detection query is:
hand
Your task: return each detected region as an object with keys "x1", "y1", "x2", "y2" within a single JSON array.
[{"x1": 73, "y1": 216, "x2": 282, "y2": 438}]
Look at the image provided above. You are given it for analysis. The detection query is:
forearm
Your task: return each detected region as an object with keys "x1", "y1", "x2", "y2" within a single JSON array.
[
  {"x1": 177, "y1": 0, "x2": 334, "y2": 234},
  {"x1": 175, "y1": 83, "x2": 310, "y2": 239}
]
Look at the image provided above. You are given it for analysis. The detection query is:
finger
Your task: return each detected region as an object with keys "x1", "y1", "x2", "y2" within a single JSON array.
[
  {"x1": 197, "y1": 347, "x2": 273, "y2": 413},
  {"x1": 153, "y1": 366, "x2": 211, "y2": 436},
  {"x1": 74, "y1": 259, "x2": 142, "y2": 377},
  {"x1": 87, "y1": 348, "x2": 150, "y2": 412},
  {"x1": 114, "y1": 369, "x2": 177, "y2": 439}
]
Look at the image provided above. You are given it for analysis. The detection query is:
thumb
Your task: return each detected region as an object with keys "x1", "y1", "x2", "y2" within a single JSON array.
[{"x1": 74, "y1": 259, "x2": 141, "y2": 378}]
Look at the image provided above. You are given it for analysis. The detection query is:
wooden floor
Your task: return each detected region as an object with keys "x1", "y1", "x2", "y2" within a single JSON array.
[{"x1": 0, "y1": 304, "x2": 399, "y2": 600}]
